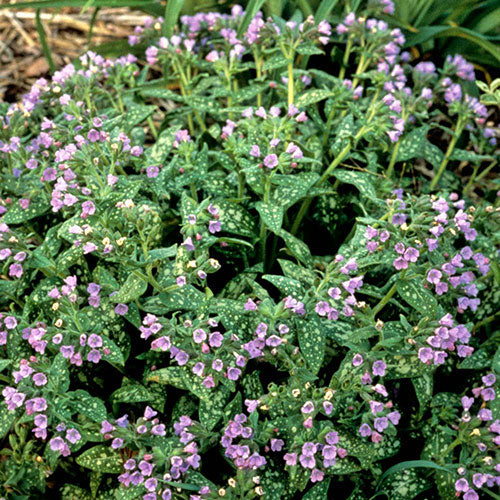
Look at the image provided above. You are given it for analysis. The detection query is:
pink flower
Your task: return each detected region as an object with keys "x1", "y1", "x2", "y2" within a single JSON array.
[{"x1": 263, "y1": 154, "x2": 278, "y2": 169}]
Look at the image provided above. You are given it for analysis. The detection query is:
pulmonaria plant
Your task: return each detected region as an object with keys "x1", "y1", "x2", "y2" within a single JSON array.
[{"x1": 0, "y1": 2, "x2": 499, "y2": 499}]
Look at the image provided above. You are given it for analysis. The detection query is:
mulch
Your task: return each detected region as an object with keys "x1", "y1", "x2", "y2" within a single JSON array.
[{"x1": 0, "y1": 6, "x2": 147, "y2": 103}]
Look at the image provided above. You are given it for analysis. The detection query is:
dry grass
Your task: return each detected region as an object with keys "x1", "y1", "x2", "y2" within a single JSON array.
[{"x1": 0, "y1": 6, "x2": 149, "y2": 102}]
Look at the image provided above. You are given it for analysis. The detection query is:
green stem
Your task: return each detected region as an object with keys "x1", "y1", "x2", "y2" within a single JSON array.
[
  {"x1": 475, "y1": 159, "x2": 497, "y2": 182},
  {"x1": 429, "y1": 118, "x2": 465, "y2": 190},
  {"x1": 293, "y1": 94, "x2": 379, "y2": 234},
  {"x1": 339, "y1": 37, "x2": 353, "y2": 80},
  {"x1": 436, "y1": 438, "x2": 460, "y2": 464},
  {"x1": 237, "y1": 171, "x2": 245, "y2": 199},
  {"x1": 173, "y1": 59, "x2": 206, "y2": 133},
  {"x1": 372, "y1": 269, "x2": 406, "y2": 317},
  {"x1": 287, "y1": 60, "x2": 294, "y2": 106},
  {"x1": 463, "y1": 164, "x2": 480, "y2": 195},
  {"x1": 259, "y1": 176, "x2": 272, "y2": 264},
  {"x1": 319, "y1": 143, "x2": 351, "y2": 184},
  {"x1": 147, "y1": 116, "x2": 158, "y2": 140},
  {"x1": 255, "y1": 52, "x2": 263, "y2": 107},
  {"x1": 386, "y1": 141, "x2": 401, "y2": 178}
]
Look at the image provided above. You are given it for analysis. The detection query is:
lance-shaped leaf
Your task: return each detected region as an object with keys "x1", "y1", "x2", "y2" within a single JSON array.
[
  {"x1": 67, "y1": 390, "x2": 107, "y2": 423},
  {"x1": 332, "y1": 169, "x2": 377, "y2": 199},
  {"x1": 110, "y1": 273, "x2": 147, "y2": 303},
  {"x1": 396, "y1": 279, "x2": 437, "y2": 317},
  {"x1": 76, "y1": 445, "x2": 122, "y2": 474},
  {"x1": 296, "y1": 316, "x2": 325, "y2": 374},
  {"x1": 303, "y1": 478, "x2": 331, "y2": 499},
  {"x1": 255, "y1": 202, "x2": 283, "y2": 232}
]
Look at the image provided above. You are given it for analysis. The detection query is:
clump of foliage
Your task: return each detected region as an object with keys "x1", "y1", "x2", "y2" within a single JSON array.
[{"x1": 0, "y1": 1, "x2": 499, "y2": 499}]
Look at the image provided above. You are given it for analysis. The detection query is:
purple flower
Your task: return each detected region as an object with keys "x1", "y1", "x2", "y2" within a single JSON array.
[
  {"x1": 208, "y1": 220, "x2": 221, "y2": 234},
  {"x1": 388, "y1": 411, "x2": 401, "y2": 425},
  {"x1": 299, "y1": 454, "x2": 316, "y2": 469},
  {"x1": 352, "y1": 354, "x2": 364, "y2": 366},
  {"x1": 263, "y1": 154, "x2": 278, "y2": 169},
  {"x1": 270, "y1": 439, "x2": 284, "y2": 451},
  {"x1": 87, "y1": 349, "x2": 101, "y2": 363},
  {"x1": 284, "y1": 452, "x2": 297, "y2": 466},
  {"x1": 418, "y1": 348, "x2": 433, "y2": 364},
  {"x1": 114, "y1": 303, "x2": 128, "y2": 315},
  {"x1": 455, "y1": 478, "x2": 469, "y2": 493},
  {"x1": 427, "y1": 269, "x2": 442, "y2": 284},
  {"x1": 359, "y1": 423, "x2": 372, "y2": 437},
  {"x1": 372, "y1": 360, "x2": 386, "y2": 377},
  {"x1": 301, "y1": 401, "x2": 314, "y2": 414},
  {"x1": 310, "y1": 468, "x2": 324, "y2": 482},
  {"x1": 227, "y1": 367, "x2": 241, "y2": 381},
  {"x1": 374, "y1": 417, "x2": 389, "y2": 432}
]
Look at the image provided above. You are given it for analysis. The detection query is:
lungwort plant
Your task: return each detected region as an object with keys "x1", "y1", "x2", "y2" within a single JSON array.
[{"x1": 0, "y1": 1, "x2": 499, "y2": 499}]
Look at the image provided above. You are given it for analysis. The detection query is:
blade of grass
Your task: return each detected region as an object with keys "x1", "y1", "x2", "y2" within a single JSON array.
[
  {"x1": 376, "y1": 460, "x2": 452, "y2": 489},
  {"x1": 0, "y1": 0, "x2": 157, "y2": 10},
  {"x1": 314, "y1": 0, "x2": 339, "y2": 22},
  {"x1": 35, "y1": 8, "x2": 55, "y2": 73},
  {"x1": 163, "y1": 0, "x2": 184, "y2": 37},
  {"x1": 237, "y1": 0, "x2": 266, "y2": 39},
  {"x1": 86, "y1": 6, "x2": 100, "y2": 48},
  {"x1": 408, "y1": 25, "x2": 500, "y2": 62},
  {"x1": 296, "y1": 0, "x2": 313, "y2": 17}
]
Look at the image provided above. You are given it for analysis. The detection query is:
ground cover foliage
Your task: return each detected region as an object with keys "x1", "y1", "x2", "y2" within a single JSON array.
[{"x1": 0, "y1": 1, "x2": 499, "y2": 499}]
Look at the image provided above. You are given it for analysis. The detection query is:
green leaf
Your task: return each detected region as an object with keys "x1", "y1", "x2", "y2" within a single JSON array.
[
  {"x1": 198, "y1": 388, "x2": 230, "y2": 431},
  {"x1": 255, "y1": 202, "x2": 283, "y2": 232},
  {"x1": 395, "y1": 127, "x2": 430, "y2": 162},
  {"x1": 76, "y1": 445, "x2": 122, "y2": 474},
  {"x1": 148, "y1": 245, "x2": 177, "y2": 261},
  {"x1": 0, "y1": 404, "x2": 17, "y2": 439},
  {"x1": 60, "y1": 484, "x2": 92, "y2": 500},
  {"x1": 277, "y1": 229, "x2": 313, "y2": 266},
  {"x1": 147, "y1": 367, "x2": 188, "y2": 390},
  {"x1": 0, "y1": 359, "x2": 12, "y2": 372},
  {"x1": 493, "y1": 345, "x2": 500, "y2": 375},
  {"x1": 412, "y1": 375, "x2": 433, "y2": 417},
  {"x1": 262, "y1": 52, "x2": 289, "y2": 71},
  {"x1": 423, "y1": 141, "x2": 444, "y2": 168},
  {"x1": 111, "y1": 383, "x2": 153, "y2": 404},
  {"x1": 296, "y1": 317, "x2": 325, "y2": 374},
  {"x1": 110, "y1": 273, "x2": 147, "y2": 303},
  {"x1": 68, "y1": 390, "x2": 107, "y2": 423},
  {"x1": 237, "y1": 0, "x2": 265, "y2": 38},
  {"x1": 303, "y1": 478, "x2": 331, "y2": 499},
  {"x1": 408, "y1": 26, "x2": 500, "y2": 63},
  {"x1": 296, "y1": 88, "x2": 331, "y2": 107},
  {"x1": 262, "y1": 274, "x2": 306, "y2": 297},
  {"x1": 101, "y1": 336, "x2": 125, "y2": 366},
  {"x1": 458, "y1": 348, "x2": 492, "y2": 369},
  {"x1": 331, "y1": 114, "x2": 355, "y2": 156},
  {"x1": 378, "y1": 460, "x2": 451, "y2": 487},
  {"x1": 332, "y1": 170, "x2": 377, "y2": 198},
  {"x1": 278, "y1": 259, "x2": 317, "y2": 286},
  {"x1": 380, "y1": 468, "x2": 432, "y2": 500},
  {"x1": 450, "y1": 149, "x2": 493, "y2": 163},
  {"x1": 296, "y1": 43, "x2": 324, "y2": 56},
  {"x1": 217, "y1": 201, "x2": 258, "y2": 238},
  {"x1": 103, "y1": 105, "x2": 155, "y2": 132},
  {"x1": 147, "y1": 126, "x2": 179, "y2": 164},
  {"x1": 50, "y1": 353, "x2": 70, "y2": 392},
  {"x1": 162, "y1": 0, "x2": 183, "y2": 37},
  {"x1": 2, "y1": 196, "x2": 49, "y2": 224},
  {"x1": 272, "y1": 172, "x2": 319, "y2": 209},
  {"x1": 315, "y1": 0, "x2": 339, "y2": 22},
  {"x1": 36, "y1": 8, "x2": 55, "y2": 73},
  {"x1": 396, "y1": 279, "x2": 437, "y2": 317}
]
